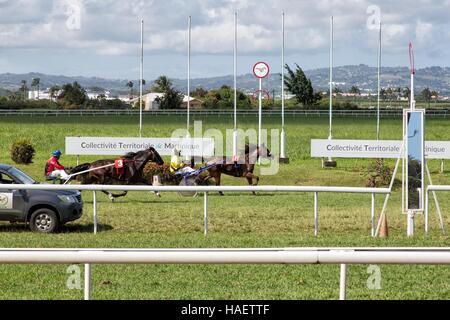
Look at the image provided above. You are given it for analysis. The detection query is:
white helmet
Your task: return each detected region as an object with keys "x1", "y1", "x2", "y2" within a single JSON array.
[{"x1": 173, "y1": 147, "x2": 181, "y2": 156}]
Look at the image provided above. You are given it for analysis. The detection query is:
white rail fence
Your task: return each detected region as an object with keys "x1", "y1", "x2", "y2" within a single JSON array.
[
  {"x1": 2, "y1": 184, "x2": 390, "y2": 236},
  {"x1": 1, "y1": 109, "x2": 450, "y2": 117},
  {"x1": 1, "y1": 247, "x2": 449, "y2": 300}
]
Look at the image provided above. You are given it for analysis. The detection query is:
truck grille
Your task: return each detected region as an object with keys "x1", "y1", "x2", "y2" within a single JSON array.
[{"x1": 75, "y1": 194, "x2": 82, "y2": 203}]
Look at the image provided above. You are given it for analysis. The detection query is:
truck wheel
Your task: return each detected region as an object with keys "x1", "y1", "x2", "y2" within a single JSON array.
[{"x1": 30, "y1": 209, "x2": 60, "y2": 233}]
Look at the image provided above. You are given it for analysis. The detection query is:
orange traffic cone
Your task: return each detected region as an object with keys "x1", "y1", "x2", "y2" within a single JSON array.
[{"x1": 379, "y1": 214, "x2": 389, "y2": 238}]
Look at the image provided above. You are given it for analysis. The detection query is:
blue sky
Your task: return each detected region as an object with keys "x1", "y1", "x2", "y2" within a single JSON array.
[{"x1": 1, "y1": 0, "x2": 449, "y2": 79}]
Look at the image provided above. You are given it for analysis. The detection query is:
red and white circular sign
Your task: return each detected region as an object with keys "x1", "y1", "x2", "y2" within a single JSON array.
[{"x1": 252, "y1": 61, "x2": 270, "y2": 78}]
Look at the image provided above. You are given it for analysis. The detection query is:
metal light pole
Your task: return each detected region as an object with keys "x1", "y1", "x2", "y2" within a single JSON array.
[
  {"x1": 324, "y1": 16, "x2": 336, "y2": 167},
  {"x1": 329, "y1": 16, "x2": 333, "y2": 142},
  {"x1": 139, "y1": 18, "x2": 144, "y2": 138},
  {"x1": 233, "y1": 12, "x2": 238, "y2": 160},
  {"x1": 186, "y1": 16, "x2": 191, "y2": 162},
  {"x1": 376, "y1": 21, "x2": 381, "y2": 140},
  {"x1": 280, "y1": 12, "x2": 289, "y2": 163}
]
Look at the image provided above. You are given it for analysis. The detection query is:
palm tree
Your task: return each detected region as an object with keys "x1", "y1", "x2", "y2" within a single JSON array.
[
  {"x1": 403, "y1": 87, "x2": 411, "y2": 106},
  {"x1": 126, "y1": 81, "x2": 134, "y2": 100},
  {"x1": 349, "y1": 85, "x2": 361, "y2": 95},
  {"x1": 20, "y1": 80, "x2": 28, "y2": 100},
  {"x1": 31, "y1": 78, "x2": 40, "y2": 99},
  {"x1": 151, "y1": 76, "x2": 172, "y2": 92},
  {"x1": 49, "y1": 85, "x2": 61, "y2": 101}
]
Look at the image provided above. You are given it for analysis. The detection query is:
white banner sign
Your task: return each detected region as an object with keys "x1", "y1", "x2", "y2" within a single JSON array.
[
  {"x1": 311, "y1": 139, "x2": 450, "y2": 159},
  {"x1": 66, "y1": 137, "x2": 215, "y2": 157},
  {"x1": 0, "y1": 193, "x2": 13, "y2": 209}
]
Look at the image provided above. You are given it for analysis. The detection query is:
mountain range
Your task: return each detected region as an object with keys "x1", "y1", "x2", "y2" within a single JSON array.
[{"x1": 1, "y1": 65, "x2": 449, "y2": 96}]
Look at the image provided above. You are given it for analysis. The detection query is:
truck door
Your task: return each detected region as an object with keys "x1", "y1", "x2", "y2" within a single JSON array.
[{"x1": 0, "y1": 172, "x2": 26, "y2": 221}]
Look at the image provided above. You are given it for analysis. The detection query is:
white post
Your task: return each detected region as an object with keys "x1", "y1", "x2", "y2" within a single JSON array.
[
  {"x1": 280, "y1": 12, "x2": 286, "y2": 160},
  {"x1": 204, "y1": 192, "x2": 208, "y2": 236},
  {"x1": 407, "y1": 43, "x2": 415, "y2": 237},
  {"x1": 233, "y1": 12, "x2": 238, "y2": 159},
  {"x1": 93, "y1": 191, "x2": 97, "y2": 234},
  {"x1": 328, "y1": 16, "x2": 333, "y2": 142},
  {"x1": 407, "y1": 211, "x2": 414, "y2": 237},
  {"x1": 371, "y1": 193, "x2": 375, "y2": 237},
  {"x1": 339, "y1": 264, "x2": 347, "y2": 300},
  {"x1": 186, "y1": 16, "x2": 192, "y2": 162},
  {"x1": 258, "y1": 77, "x2": 262, "y2": 149},
  {"x1": 139, "y1": 19, "x2": 144, "y2": 138},
  {"x1": 84, "y1": 263, "x2": 91, "y2": 300},
  {"x1": 314, "y1": 192, "x2": 318, "y2": 237},
  {"x1": 376, "y1": 21, "x2": 381, "y2": 140}
]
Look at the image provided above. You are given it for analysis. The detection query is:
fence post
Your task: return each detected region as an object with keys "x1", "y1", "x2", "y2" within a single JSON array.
[
  {"x1": 371, "y1": 193, "x2": 375, "y2": 237},
  {"x1": 204, "y1": 192, "x2": 208, "y2": 236},
  {"x1": 93, "y1": 191, "x2": 97, "y2": 234},
  {"x1": 425, "y1": 188, "x2": 429, "y2": 236},
  {"x1": 84, "y1": 264, "x2": 92, "y2": 300},
  {"x1": 314, "y1": 192, "x2": 318, "y2": 237},
  {"x1": 339, "y1": 264, "x2": 347, "y2": 300}
]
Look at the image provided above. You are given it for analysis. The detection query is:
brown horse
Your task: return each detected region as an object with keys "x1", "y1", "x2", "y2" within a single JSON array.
[
  {"x1": 203, "y1": 144, "x2": 272, "y2": 195},
  {"x1": 69, "y1": 147, "x2": 164, "y2": 200}
]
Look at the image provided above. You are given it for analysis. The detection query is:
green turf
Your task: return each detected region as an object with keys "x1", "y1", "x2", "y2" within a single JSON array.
[{"x1": 0, "y1": 114, "x2": 449, "y2": 300}]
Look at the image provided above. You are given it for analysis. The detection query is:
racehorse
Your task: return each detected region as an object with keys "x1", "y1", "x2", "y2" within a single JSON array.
[
  {"x1": 68, "y1": 147, "x2": 164, "y2": 201},
  {"x1": 203, "y1": 144, "x2": 272, "y2": 195}
]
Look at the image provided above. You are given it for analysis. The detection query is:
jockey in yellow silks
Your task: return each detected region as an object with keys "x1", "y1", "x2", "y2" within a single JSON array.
[{"x1": 170, "y1": 148, "x2": 195, "y2": 174}]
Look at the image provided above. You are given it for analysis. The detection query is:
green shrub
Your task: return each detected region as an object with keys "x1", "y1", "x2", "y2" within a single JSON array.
[{"x1": 10, "y1": 139, "x2": 36, "y2": 164}]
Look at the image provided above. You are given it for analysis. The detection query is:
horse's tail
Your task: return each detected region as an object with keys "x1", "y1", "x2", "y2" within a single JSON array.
[{"x1": 69, "y1": 163, "x2": 91, "y2": 174}]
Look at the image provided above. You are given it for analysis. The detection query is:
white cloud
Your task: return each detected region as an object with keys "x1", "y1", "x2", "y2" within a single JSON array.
[
  {"x1": 415, "y1": 20, "x2": 433, "y2": 44},
  {"x1": 1, "y1": 0, "x2": 450, "y2": 77}
]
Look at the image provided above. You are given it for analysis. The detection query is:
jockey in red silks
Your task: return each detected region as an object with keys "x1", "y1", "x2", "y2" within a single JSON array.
[{"x1": 46, "y1": 150, "x2": 69, "y2": 180}]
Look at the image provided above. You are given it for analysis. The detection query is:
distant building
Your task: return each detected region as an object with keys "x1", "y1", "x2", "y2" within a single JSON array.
[
  {"x1": 132, "y1": 93, "x2": 203, "y2": 110},
  {"x1": 182, "y1": 96, "x2": 203, "y2": 109},
  {"x1": 28, "y1": 90, "x2": 52, "y2": 100}
]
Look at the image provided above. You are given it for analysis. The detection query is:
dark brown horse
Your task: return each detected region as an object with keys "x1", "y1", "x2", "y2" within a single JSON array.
[
  {"x1": 203, "y1": 144, "x2": 272, "y2": 195},
  {"x1": 69, "y1": 147, "x2": 164, "y2": 200}
]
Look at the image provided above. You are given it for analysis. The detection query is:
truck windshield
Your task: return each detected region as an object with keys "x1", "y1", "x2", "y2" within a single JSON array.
[{"x1": 7, "y1": 167, "x2": 37, "y2": 184}]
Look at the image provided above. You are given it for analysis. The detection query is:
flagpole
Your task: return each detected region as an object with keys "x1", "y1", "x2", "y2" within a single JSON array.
[
  {"x1": 328, "y1": 16, "x2": 333, "y2": 142},
  {"x1": 187, "y1": 16, "x2": 191, "y2": 133},
  {"x1": 377, "y1": 20, "x2": 381, "y2": 140},
  {"x1": 233, "y1": 12, "x2": 238, "y2": 159},
  {"x1": 139, "y1": 18, "x2": 144, "y2": 138},
  {"x1": 324, "y1": 16, "x2": 336, "y2": 167},
  {"x1": 280, "y1": 11, "x2": 288, "y2": 163}
]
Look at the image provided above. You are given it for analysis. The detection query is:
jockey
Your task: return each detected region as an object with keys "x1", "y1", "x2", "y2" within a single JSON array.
[
  {"x1": 46, "y1": 150, "x2": 69, "y2": 180},
  {"x1": 170, "y1": 148, "x2": 195, "y2": 175}
]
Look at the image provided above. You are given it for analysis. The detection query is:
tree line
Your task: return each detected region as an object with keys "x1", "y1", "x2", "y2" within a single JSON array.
[
  {"x1": 1, "y1": 67, "x2": 444, "y2": 110},
  {"x1": 0, "y1": 80, "x2": 129, "y2": 110}
]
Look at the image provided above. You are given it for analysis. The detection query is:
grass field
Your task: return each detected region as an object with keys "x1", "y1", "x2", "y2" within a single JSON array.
[{"x1": 0, "y1": 114, "x2": 449, "y2": 300}]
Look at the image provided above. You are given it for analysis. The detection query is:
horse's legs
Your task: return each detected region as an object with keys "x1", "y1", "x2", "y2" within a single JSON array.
[
  {"x1": 102, "y1": 190, "x2": 128, "y2": 202},
  {"x1": 102, "y1": 190, "x2": 115, "y2": 202},
  {"x1": 245, "y1": 172, "x2": 259, "y2": 195},
  {"x1": 214, "y1": 173, "x2": 224, "y2": 196},
  {"x1": 135, "y1": 177, "x2": 161, "y2": 198}
]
